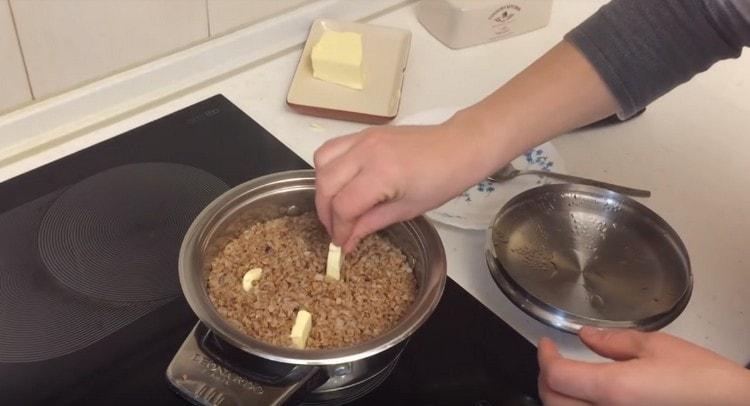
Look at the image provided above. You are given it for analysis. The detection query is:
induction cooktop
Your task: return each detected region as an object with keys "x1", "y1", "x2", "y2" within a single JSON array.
[{"x1": 0, "y1": 95, "x2": 539, "y2": 405}]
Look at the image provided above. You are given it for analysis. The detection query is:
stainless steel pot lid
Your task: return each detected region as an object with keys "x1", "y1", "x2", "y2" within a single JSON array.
[{"x1": 486, "y1": 184, "x2": 692, "y2": 333}]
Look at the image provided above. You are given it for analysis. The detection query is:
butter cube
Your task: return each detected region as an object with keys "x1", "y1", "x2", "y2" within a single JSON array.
[
  {"x1": 290, "y1": 310, "x2": 312, "y2": 349},
  {"x1": 311, "y1": 30, "x2": 364, "y2": 90},
  {"x1": 326, "y1": 243, "x2": 343, "y2": 281},
  {"x1": 242, "y1": 268, "x2": 263, "y2": 292}
]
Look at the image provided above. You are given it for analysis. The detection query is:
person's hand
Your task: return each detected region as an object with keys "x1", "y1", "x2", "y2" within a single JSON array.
[
  {"x1": 314, "y1": 115, "x2": 512, "y2": 252},
  {"x1": 538, "y1": 327, "x2": 750, "y2": 405},
  {"x1": 313, "y1": 119, "x2": 504, "y2": 251},
  {"x1": 314, "y1": 41, "x2": 620, "y2": 251}
]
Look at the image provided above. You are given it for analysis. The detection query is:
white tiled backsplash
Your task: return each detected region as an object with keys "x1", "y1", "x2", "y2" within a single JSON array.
[
  {"x1": 208, "y1": 0, "x2": 312, "y2": 36},
  {"x1": 0, "y1": 0, "x2": 31, "y2": 112},
  {"x1": 0, "y1": 0, "x2": 315, "y2": 112}
]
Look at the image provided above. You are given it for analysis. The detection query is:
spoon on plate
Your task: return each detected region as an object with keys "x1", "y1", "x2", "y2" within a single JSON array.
[{"x1": 487, "y1": 163, "x2": 651, "y2": 198}]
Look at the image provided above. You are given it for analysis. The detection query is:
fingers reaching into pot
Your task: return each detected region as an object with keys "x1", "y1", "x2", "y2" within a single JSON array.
[{"x1": 313, "y1": 120, "x2": 506, "y2": 252}]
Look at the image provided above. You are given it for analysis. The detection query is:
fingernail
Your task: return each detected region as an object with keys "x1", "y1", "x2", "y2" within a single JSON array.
[{"x1": 538, "y1": 337, "x2": 556, "y2": 350}]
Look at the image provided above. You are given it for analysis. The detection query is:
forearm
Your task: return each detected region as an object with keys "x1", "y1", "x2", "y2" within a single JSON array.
[
  {"x1": 445, "y1": 0, "x2": 750, "y2": 175},
  {"x1": 447, "y1": 40, "x2": 618, "y2": 174},
  {"x1": 567, "y1": 0, "x2": 750, "y2": 118}
]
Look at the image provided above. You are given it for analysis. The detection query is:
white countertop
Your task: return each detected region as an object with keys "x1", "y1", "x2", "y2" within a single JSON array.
[{"x1": 1, "y1": 1, "x2": 749, "y2": 364}]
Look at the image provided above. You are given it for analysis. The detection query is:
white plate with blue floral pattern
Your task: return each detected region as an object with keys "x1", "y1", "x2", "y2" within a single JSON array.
[{"x1": 397, "y1": 107, "x2": 567, "y2": 230}]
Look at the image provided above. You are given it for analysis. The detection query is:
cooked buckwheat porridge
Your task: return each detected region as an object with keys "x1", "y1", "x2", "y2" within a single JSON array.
[{"x1": 207, "y1": 211, "x2": 417, "y2": 349}]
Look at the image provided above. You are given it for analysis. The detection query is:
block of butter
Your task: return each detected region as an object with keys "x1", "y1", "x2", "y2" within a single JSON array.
[
  {"x1": 290, "y1": 310, "x2": 312, "y2": 349},
  {"x1": 242, "y1": 268, "x2": 263, "y2": 292},
  {"x1": 325, "y1": 243, "x2": 343, "y2": 281},
  {"x1": 311, "y1": 30, "x2": 364, "y2": 90}
]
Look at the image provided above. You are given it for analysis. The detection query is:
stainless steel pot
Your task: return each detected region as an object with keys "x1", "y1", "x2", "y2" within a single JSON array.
[{"x1": 176, "y1": 170, "x2": 446, "y2": 404}]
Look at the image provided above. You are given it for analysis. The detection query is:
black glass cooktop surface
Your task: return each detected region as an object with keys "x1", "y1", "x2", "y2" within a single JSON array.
[{"x1": 0, "y1": 95, "x2": 539, "y2": 405}]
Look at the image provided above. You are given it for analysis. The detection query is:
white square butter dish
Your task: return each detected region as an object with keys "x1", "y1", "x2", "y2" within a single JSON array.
[{"x1": 287, "y1": 19, "x2": 411, "y2": 124}]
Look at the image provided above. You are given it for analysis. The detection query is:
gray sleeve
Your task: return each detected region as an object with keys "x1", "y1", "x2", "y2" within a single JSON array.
[{"x1": 565, "y1": 0, "x2": 750, "y2": 118}]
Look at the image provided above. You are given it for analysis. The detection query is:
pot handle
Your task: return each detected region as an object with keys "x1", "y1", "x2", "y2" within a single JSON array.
[{"x1": 167, "y1": 324, "x2": 328, "y2": 406}]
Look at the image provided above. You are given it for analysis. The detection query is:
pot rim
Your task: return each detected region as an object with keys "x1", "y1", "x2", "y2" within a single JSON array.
[{"x1": 179, "y1": 169, "x2": 447, "y2": 365}]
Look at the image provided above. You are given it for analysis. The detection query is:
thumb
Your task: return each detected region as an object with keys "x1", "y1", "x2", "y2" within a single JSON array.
[
  {"x1": 537, "y1": 337, "x2": 561, "y2": 368},
  {"x1": 579, "y1": 327, "x2": 649, "y2": 361},
  {"x1": 537, "y1": 337, "x2": 606, "y2": 402}
]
